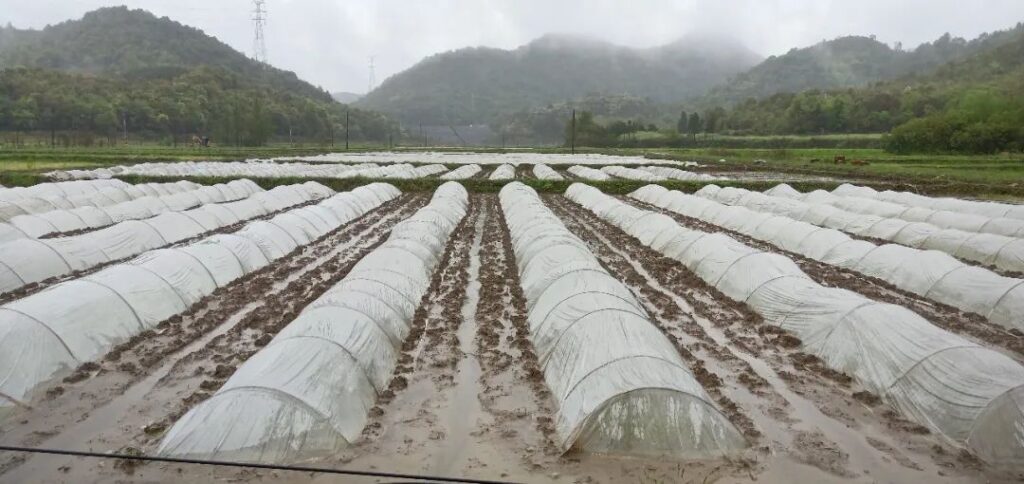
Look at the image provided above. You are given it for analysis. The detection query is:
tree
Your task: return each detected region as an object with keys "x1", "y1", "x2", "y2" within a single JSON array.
[
  {"x1": 676, "y1": 110, "x2": 688, "y2": 134},
  {"x1": 565, "y1": 111, "x2": 610, "y2": 147},
  {"x1": 0, "y1": 67, "x2": 400, "y2": 146},
  {"x1": 687, "y1": 112, "x2": 701, "y2": 140},
  {"x1": 703, "y1": 106, "x2": 726, "y2": 137}
]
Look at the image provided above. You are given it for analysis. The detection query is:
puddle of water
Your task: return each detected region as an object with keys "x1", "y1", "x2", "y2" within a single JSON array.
[{"x1": 434, "y1": 210, "x2": 487, "y2": 474}]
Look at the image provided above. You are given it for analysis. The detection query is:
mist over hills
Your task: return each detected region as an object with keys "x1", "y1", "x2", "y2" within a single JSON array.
[
  {"x1": 700, "y1": 27, "x2": 1024, "y2": 106},
  {"x1": 1, "y1": 6, "x2": 1020, "y2": 151},
  {"x1": 355, "y1": 33, "x2": 763, "y2": 125},
  {"x1": 331, "y1": 92, "x2": 365, "y2": 104},
  {"x1": 355, "y1": 22, "x2": 1024, "y2": 133}
]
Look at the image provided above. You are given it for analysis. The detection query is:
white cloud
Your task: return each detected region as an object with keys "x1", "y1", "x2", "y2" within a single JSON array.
[{"x1": 4, "y1": 0, "x2": 1024, "y2": 92}]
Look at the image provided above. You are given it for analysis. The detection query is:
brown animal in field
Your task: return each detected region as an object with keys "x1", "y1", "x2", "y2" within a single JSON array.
[
  {"x1": 850, "y1": 159, "x2": 870, "y2": 166},
  {"x1": 834, "y1": 155, "x2": 847, "y2": 164}
]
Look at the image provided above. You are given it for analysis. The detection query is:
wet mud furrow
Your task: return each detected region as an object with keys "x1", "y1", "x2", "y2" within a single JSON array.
[
  {"x1": 0, "y1": 194, "x2": 426, "y2": 479},
  {"x1": 515, "y1": 164, "x2": 534, "y2": 180},
  {"x1": 474, "y1": 195, "x2": 559, "y2": 469},
  {"x1": 628, "y1": 197, "x2": 1024, "y2": 357},
  {"x1": 342, "y1": 195, "x2": 482, "y2": 477},
  {"x1": 549, "y1": 195, "x2": 987, "y2": 481}
]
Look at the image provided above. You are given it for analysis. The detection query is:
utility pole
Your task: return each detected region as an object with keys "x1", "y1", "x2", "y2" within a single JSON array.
[
  {"x1": 122, "y1": 113, "x2": 128, "y2": 145},
  {"x1": 368, "y1": 55, "x2": 376, "y2": 93},
  {"x1": 252, "y1": 1, "x2": 268, "y2": 64},
  {"x1": 345, "y1": 109, "x2": 350, "y2": 150},
  {"x1": 570, "y1": 109, "x2": 576, "y2": 155}
]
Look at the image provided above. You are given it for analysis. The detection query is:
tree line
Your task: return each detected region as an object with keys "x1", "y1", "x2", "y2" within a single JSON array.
[
  {"x1": 562, "y1": 79, "x2": 1023, "y2": 154},
  {"x1": 0, "y1": 67, "x2": 400, "y2": 147}
]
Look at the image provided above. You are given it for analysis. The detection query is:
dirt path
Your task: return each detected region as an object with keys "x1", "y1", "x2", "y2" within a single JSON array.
[
  {"x1": 0, "y1": 194, "x2": 427, "y2": 482},
  {"x1": 627, "y1": 197, "x2": 1024, "y2": 358},
  {"x1": 547, "y1": 195, "x2": 998, "y2": 483}
]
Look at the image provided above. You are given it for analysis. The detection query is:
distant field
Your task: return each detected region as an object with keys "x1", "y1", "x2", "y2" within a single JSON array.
[
  {"x1": 609, "y1": 132, "x2": 886, "y2": 148},
  {"x1": 595, "y1": 147, "x2": 1024, "y2": 198},
  {"x1": 0, "y1": 144, "x2": 350, "y2": 167},
  {"x1": 3, "y1": 144, "x2": 1023, "y2": 198}
]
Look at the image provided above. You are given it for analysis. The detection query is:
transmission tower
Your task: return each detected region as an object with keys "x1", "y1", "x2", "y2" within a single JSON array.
[
  {"x1": 368, "y1": 55, "x2": 377, "y2": 92},
  {"x1": 252, "y1": 0, "x2": 268, "y2": 64}
]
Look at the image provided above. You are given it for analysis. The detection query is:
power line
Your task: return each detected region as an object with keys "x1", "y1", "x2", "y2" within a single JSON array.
[
  {"x1": 252, "y1": 0, "x2": 268, "y2": 64},
  {"x1": 0, "y1": 444, "x2": 519, "y2": 484}
]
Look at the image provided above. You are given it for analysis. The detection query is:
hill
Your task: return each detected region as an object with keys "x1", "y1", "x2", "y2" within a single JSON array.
[
  {"x1": 354, "y1": 33, "x2": 762, "y2": 125},
  {"x1": 0, "y1": 7, "x2": 398, "y2": 146},
  {"x1": 0, "y1": 6, "x2": 331, "y2": 102},
  {"x1": 701, "y1": 26, "x2": 1024, "y2": 106}
]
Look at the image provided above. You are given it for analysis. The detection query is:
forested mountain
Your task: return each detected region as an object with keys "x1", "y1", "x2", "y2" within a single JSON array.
[
  {"x1": 0, "y1": 67, "x2": 398, "y2": 146},
  {"x1": 0, "y1": 6, "x2": 331, "y2": 101},
  {"x1": 700, "y1": 26, "x2": 1024, "y2": 106},
  {"x1": 556, "y1": 24, "x2": 1024, "y2": 153},
  {"x1": 0, "y1": 7, "x2": 398, "y2": 146},
  {"x1": 711, "y1": 24, "x2": 1024, "y2": 139},
  {"x1": 355, "y1": 34, "x2": 762, "y2": 125}
]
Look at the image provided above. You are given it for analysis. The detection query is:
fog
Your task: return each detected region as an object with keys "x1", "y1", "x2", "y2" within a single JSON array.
[{"x1": 5, "y1": 0, "x2": 1024, "y2": 93}]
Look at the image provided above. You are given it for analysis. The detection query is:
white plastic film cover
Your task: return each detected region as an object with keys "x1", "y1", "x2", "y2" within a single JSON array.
[
  {"x1": 704, "y1": 185, "x2": 1024, "y2": 274},
  {"x1": 48, "y1": 161, "x2": 397, "y2": 181},
  {"x1": 830, "y1": 183, "x2": 1024, "y2": 222},
  {"x1": 489, "y1": 164, "x2": 515, "y2": 181},
  {"x1": 795, "y1": 188, "x2": 1024, "y2": 238},
  {"x1": 0, "y1": 183, "x2": 401, "y2": 413},
  {"x1": 440, "y1": 164, "x2": 482, "y2": 180},
  {"x1": 631, "y1": 186, "x2": 1024, "y2": 332},
  {"x1": 0, "y1": 183, "x2": 332, "y2": 295},
  {"x1": 600, "y1": 166, "x2": 666, "y2": 182},
  {"x1": 570, "y1": 182, "x2": 1024, "y2": 465},
  {"x1": 157, "y1": 182, "x2": 466, "y2": 463},
  {"x1": 533, "y1": 164, "x2": 564, "y2": 180},
  {"x1": 501, "y1": 181, "x2": 746, "y2": 458},
  {"x1": 640, "y1": 166, "x2": 720, "y2": 181},
  {"x1": 567, "y1": 166, "x2": 611, "y2": 181},
  {"x1": 0, "y1": 180, "x2": 201, "y2": 222}
]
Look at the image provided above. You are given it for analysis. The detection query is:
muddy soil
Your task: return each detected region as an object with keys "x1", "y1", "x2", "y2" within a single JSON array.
[
  {"x1": 337, "y1": 194, "x2": 495, "y2": 478},
  {"x1": 3, "y1": 191, "x2": 1021, "y2": 484},
  {"x1": 548, "y1": 194, "x2": 1013, "y2": 483},
  {"x1": 0, "y1": 194, "x2": 427, "y2": 482},
  {"x1": 0, "y1": 196, "x2": 329, "y2": 306},
  {"x1": 515, "y1": 164, "x2": 534, "y2": 180},
  {"x1": 628, "y1": 197, "x2": 1024, "y2": 358}
]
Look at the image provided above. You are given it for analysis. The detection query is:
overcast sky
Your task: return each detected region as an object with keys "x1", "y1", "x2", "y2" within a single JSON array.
[{"x1": 4, "y1": 0, "x2": 1024, "y2": 93}]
